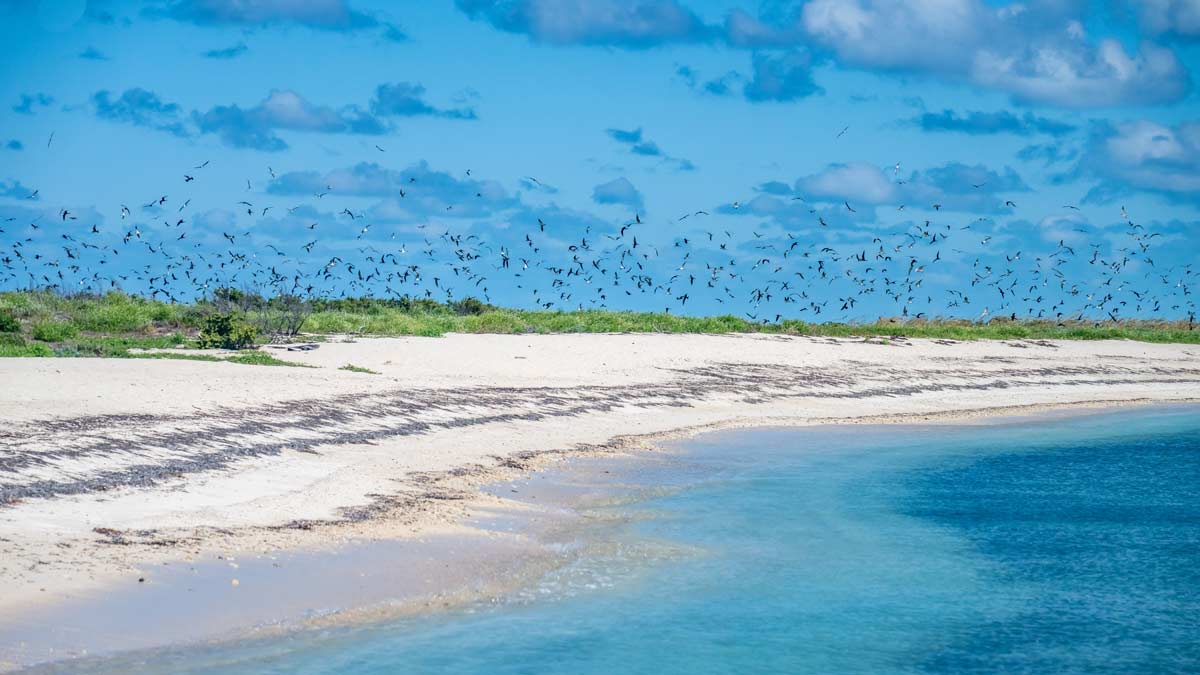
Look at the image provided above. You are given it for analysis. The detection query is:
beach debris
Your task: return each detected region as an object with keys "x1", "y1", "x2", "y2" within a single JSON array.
[{"x1": 286, "y1": 344, "x2": 320, "y2": 352}]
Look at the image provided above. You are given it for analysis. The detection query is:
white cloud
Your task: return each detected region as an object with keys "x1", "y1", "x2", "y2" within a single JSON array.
[
  {"x1": 1077, "y1": 119, "x2": 1200, "y2": 202},
  {"x1": 794, "y1": 161, "x2": 1030, "y2": 213},
  {"x1": 795, "y1": 162, "x2": 896, "y2": 204},
  {"x1": 1137, "y1": 0, "x2": 1200, "y2": 40},
  {"x1": 780, "y1": 0, "x2": 1192, "y2": 107},
  {"x1": 970, "y1": 39, "x2": 1188, "y2": 107}
]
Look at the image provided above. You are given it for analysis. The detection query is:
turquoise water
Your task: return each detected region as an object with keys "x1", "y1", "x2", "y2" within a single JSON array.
[{"x1": 71, "y1": 407, "x2": 1200, "y2": 674}]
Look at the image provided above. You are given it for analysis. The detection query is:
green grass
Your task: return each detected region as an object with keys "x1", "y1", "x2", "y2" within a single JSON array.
[
  {"x1": 0, "y1": 342, "x2": 53, "y2": 357},
  {"x1": 1, "y1": 290, "x2": 196, "y2": 334},
  {"x1": 129, "y1": 352, "x2": 224, "y2": 363},
  {"x1": 125, "y1": 350, "x2": 309, "y2": 367},
  {"x1": 300, "y1": 308, "x2": 1200, "y2": 344},
  {"x1": 48, "y1": 334, "x2": 189, "y2": 358},
  {"x1": 31, "y1": 320, "x2": 78, "y2": 342},
  {"x1": 225, "y1": 351, "x2": 312, "y2": 367},
  {"x1": 0, "y1": 290, "x2": 1197, "y2": 354},
  {"x1": 339, "y1": 363, "x2": 381, "y2": 374}
]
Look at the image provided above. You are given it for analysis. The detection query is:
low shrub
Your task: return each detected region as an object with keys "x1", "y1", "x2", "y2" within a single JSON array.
[
  {"x1": 0, "y1": 309, "x2": 18, "y2": 333},
  {"x1": 256, "y1": 294, "x2": 312, "y2": 341},
  {"x1": 197, "y1": 314, "x2": 257, "y2": 350},
  {"x1": 226, "y1": 352, "x2": 310, "y2": 367},
  {"x1": 451, "y1": 297, "x2": 492, "y2": 316},
  {"x1": 0, "y1": 342, "x2": 52, "y2": 357},
  {"x1": 31, "y1": 321, "x2": 79, "y2": 342}
]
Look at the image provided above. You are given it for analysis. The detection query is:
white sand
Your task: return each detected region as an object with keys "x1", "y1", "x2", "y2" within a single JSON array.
[{"x1": 1, "y1": 333, "x2": 1198, "y2": 623}]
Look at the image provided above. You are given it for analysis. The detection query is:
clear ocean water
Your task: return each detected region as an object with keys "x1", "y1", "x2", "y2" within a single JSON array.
[{"x1": 77, "y1": 406, "x2": 1200, "y2": 674}]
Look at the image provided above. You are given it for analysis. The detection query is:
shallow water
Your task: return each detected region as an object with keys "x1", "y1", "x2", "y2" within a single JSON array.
[{"x1": 43, "y1": 406, "x2": 1200, "y2": 674}]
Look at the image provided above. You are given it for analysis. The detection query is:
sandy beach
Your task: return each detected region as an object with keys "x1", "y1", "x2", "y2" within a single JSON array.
[{"x1": 2, "y1": 333, "x2": 1200, "y2": 666}]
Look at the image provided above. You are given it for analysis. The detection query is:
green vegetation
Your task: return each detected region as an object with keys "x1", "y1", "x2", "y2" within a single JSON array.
[
  {"x1": 302, "y1": 305, "x2": 1199, "y2": 344},
  {"x1": 225, "y1": 351, "x2": 311, "y2": 367},
  {"x1": 197, "y1": 314, "x2": 258, "y2": 350},
  {"x1": 339, "y1": 363, "x2": 381, "y2": 374},
  {"x1": 0, "y1": 289, "x2": 1196, "y2": 363},
  {"x1": 47, "y1": 334, "x2": 188, "y2": 358},
  {"x1": 128, "y1": 352, "x2": 224, "y2": 363},
  {"x1": 0, "y1": 332, "x2": 53, "y2": 357},
  {"x1": 31, "y1": 320, "x2": 78, "y2": 342},
  {"x1": 0, "y1": 308, "x2": 19, "y2": 334},
  {"x1": 0, "y1": 289, "x2": 196, "y2": 333}
]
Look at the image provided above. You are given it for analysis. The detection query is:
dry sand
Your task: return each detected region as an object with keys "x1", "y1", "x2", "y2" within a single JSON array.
[{"x1": 1, "y1": 333, "x2": 1199, "y2": 663}]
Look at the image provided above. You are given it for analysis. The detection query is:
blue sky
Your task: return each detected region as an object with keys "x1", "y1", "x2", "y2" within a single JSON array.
[{"x1": 0, "y1": 0, "x2": 1198, "y2": 321}]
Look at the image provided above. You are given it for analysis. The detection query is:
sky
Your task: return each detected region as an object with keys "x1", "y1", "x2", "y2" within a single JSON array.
[{"x1": 0, "y1": 0, "x2": 1198, "y2": 322}]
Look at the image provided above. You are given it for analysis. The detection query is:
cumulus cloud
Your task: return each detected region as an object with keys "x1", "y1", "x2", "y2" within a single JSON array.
[
  {"x1": 715, "y1": 193, "x2": 870, "y2": 231},
  {"x1": 92, "y1": 88, "x2": 191, "y2": 137},
  {"x1": 519, "y1": 177, "x2": 559, "y2": 194},
  {"x1": 1017, "y1": 142, "x2": 1079, "y2": 166},
  {"x1": 914, "y1": 109, "x2": 1076, "y2": 137},
  {"x1": 191, "y1": 90, "x2": 391, "y2": 150},
  {"x1": 147, "y1": 0, "x2": 405, "y2": 42},
  {"x1": 455, "y1": 0, "x2": 715, "y2": 48},
  {"x1": 796, "y1": 162, "x2": 897, "y2": 205},
  {"x1": 0, "y1": 179, "x2": 37, "y2": 200},
  {"x1": 678, "y1": 52, "x2": 819, "y2": 103},
  {"x1": 756, "y1": 180, "x2": 794, "y2": 195},
  {"x1": 728, "y1": 0, "x2": 1190, "y2": 107},
  {"x1": 1074, "y1": 119, "x2": 1200, "y2": 204},
  {"x1": 969, "y1": 39, "x2": 1187, "y2": 107},
  {"x1": 149, "y1": 0, "x2": 379, "y2": 30},
  {"x1": 369, "y1": 82, "x2": 476, "y2": 119},
  {"x1": 724, "y1": 7, "x2": 804, "y2": 48},
  {"x1": 674, "y1": 64, "x2": 744, "y2": 97},
  {"x1": 90, "y1": 83, "x2": 471, "y2": 151},
  {"x1": 794, "y1": 161, "x2": 1030, "y2": 213},
  {"x1": 743, "y1": 50, "x2": 822, "y2": 102},
  {"x1": 268, "y1": 161, "x2": 518, "y2": 218},
  {"x1": 459, "y1": 0, "x2": 1187, "y2": 107},
  {"x1": 1134, "y1": 0, "x2": 1200, "y2": 42},
  {"x1": 12, "y1": 93, "x2": 53, "y2": 115},
  {"x1": 605, "y1": 127, "x2": 662, "y2": 156},
  {"x1": 604, "y1": 126, "x2": 693, "y2": 170},
  {"x1": 690, "y1": 70, "x2": 738, "y2": 96},
  {"x1": 1037, "y1": 212, "x2": 1092, "y2": 246},
  {"x1": 591, "y1": 177, "x2": 644, "y2": 209}
]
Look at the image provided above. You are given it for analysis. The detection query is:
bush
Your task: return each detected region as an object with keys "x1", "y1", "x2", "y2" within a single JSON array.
[
  {"x1": 0, "y1": 309, "x2": 18, "y2": 333},
  {"x1": 451, "y1": 297, "x2": 491, "y2": 316},
  {"x1": 0, "y1": 342, "x2": 52, "y2": 357},
  {"x1": 211, "y1": 287, "x2": 267, "y2": 314},
  {"x1": 32, "y1": 321, "x2": 78, "y2": 342},
  {"x1": 310, "y1": 296, "x2": 445, "y2": 314},
  {"x1": 197, "y1": 314, "x2": 257, "y2": 350},
  {"x1": 256, "y1": 294, "x2": 312, "y2": 341}
]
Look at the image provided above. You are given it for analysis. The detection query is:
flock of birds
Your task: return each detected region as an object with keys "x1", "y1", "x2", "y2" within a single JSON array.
[{"x1": 0, "y1": 154, "x2": 1196, "y2": 325}]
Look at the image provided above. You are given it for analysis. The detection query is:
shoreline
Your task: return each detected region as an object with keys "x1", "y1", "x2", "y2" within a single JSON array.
[
  {"x1": 2, "y1": 334, "x2": 1200, "y2": 668},
  {"x1": 4, "y1": 400, "x2": 1198, "y2": 672}
]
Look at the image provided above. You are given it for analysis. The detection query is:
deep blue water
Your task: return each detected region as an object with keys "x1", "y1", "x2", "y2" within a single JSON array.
[{"x1": 79, "y1": 406, "x2": 1200, "y2": 674}]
